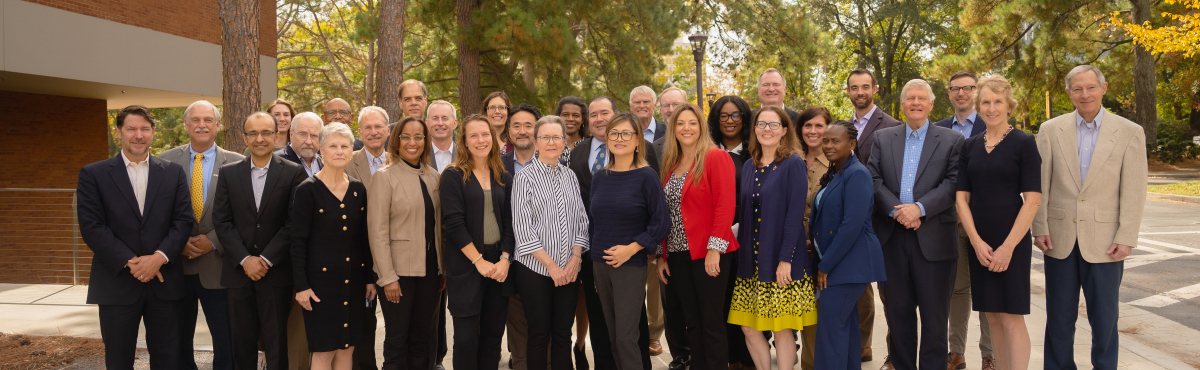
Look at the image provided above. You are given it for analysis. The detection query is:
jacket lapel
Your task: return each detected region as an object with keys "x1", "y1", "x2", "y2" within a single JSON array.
[
  {"x1": 237, "y1": 159, "x2": 258, "y2": 215},
  {"x1": 914, "y1": 129, "x2": 942, "y2": 181},
  {"x1": 1055, "y1": 120, "x2": 1083, "y2": 189},
  {"x1": 1080, "y1": 113, "x2": 1121, "y2": 193},
  {"x1": 107, "y1": 156, "x2": 144, "y2": 220},
  {"x1": 257, "y1": 156, "x2": 285, "y2": 219},
  {"x1": 141, "y1": 157, "x2": 165, "y2": 225},
  {"x1": 890, "y1": 130, "x2": 905, "y2": 186}
]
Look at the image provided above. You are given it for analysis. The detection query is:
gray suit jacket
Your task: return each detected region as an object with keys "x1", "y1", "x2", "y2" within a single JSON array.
[
  {"x1": 865, "y1": 122, "x2": 963, "y2": 262},
  {"x1": 161, "y1": 144, "x2": 245, "y2": 289}
]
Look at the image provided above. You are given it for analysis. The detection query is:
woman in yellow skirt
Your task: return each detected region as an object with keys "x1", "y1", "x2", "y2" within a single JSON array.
[{"x1": 729, "y1": 106, "x2": 817, "y2": 370}]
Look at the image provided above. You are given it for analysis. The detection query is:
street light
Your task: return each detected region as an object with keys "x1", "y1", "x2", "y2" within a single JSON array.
[
  {"x1": 688, "y1": 31, "x2": 708, "y2": 114},
  {"x1": 706, "y1": 92, "x2": 717, "y2": 110}
]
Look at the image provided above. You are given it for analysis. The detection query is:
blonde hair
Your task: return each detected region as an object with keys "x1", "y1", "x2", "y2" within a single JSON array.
[
  {"x1": 447, "y1": 114, "x2": 506, "y2": 186},
  {"x1": 661, "y1": 103, "x2": 716, "y2": 185},
  {"x1": 974, "y1": 75, "x2": 1018, "y2": 114}
]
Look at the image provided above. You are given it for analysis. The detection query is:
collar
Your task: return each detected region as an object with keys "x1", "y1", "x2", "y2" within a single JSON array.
[
  {"x1": 433, "y1": 141, "x2": 455, "y2": 154},
  {"x1": 251, "y1": 156, "x2": 271, "y2": 171},
  {"x1": 515, "y1": 150, "x2": 537, "y2": 165},
  {"x1": 121, "y1": 150, "x2": 148, "y2": 167},
  {"x1": 645, "y1": 118, "x2": 659, "y2": 135},
  {"x1": 533, "y1": 158, "x2": 564, "y2": 173},
  {"x1": 814, "y1": 153, "x2": 830, "y2": 168},
  {"x1": 854, "y1": 105, "x2": 878, "y2": 122},
  {"x1": 955, "y1": 111, "x2": 978, "y2": 126},
  {"x1": 189, "y1": 143, "x2": 218, "y2": 159},
  {"x1": 720, "y1": 142, "x2": 745, "y2": 155},
  {"x1": 365, "y1": 148, "x2": 386, "y2": 164},
  {"x1": 591, "y1": 138, "x2": 607, "y2": 151},
  {"x1": 904, "y1": 120, "x2": 931, "y2": 139},
  {"x1": 1076, "y1": 109, "x2": 1104, "y2": 130}
]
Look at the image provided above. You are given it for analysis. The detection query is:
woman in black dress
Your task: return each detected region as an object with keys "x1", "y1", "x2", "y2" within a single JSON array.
[
  {"x1": 441, "y1": 115, "x2": 515, "y2": 370},
  {"x1": 292, "y1": 122, "x2": 376, "y2": 370},
  {"x1": 954, "y1": 75, "x2": 1041, "y2": 370}
]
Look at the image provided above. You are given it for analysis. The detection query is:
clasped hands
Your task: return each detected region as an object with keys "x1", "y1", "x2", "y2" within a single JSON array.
[
  {"x1": 549, "y1": 250, "x2": 583, "y2": 287},
  {"x1": 473, "y1": 254, "x2": 512, "y2": 283},
  {"x1": 243, "y1": 256, "x2": 270, "y2": 281},
  {"x1": 182, "y1": 235, "x2": 214, "y2": 259},
  {"x1": 127, "y1": 253, "x2": 166, "y2": 283},
  {"x1": 893, "y1": 204, "x2": 922, "y2": 230}
]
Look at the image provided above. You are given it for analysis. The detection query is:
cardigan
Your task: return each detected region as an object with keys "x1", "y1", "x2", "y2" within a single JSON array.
[
  {"x1": 736, "y1": 154, "x2": 809, "y2": 282},
  {"x1": 366, "y1": 160, "x2": 443, "y2": 286},
  {"x1": 439, "y1": 166, "x2": 515, "y2": 316},
  {"x1": 662, "y1": 148, "x2": 740, "y2": 261}
]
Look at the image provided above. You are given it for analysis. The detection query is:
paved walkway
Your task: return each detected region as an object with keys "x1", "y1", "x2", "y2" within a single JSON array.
[
  {"x1": 1, "y1": 267, "x2": 1195, "y2": 369},
  {"x1": 1149, "y1": 168, "x2": 1200, "y2": 185}
]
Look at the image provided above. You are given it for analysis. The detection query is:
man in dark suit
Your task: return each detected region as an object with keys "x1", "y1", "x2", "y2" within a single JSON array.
[
  {"x1": 323, "y1": 98, "x2": 365, "y2": 151},
  {"x1": 751, "y1": 68, "x2": 802, "y2": 124},
  {"x1": 160, "y1": 100, "x2": 243, "y2": 370},
  {"x1": 630, "y1": 86, "x2": 668, "y2": 145},
  {"x1": 77, "y1": 105, "x2": 195, "y2": 369},
  {"x1": 932, "y1": 70, "x2": 994, "y2": 370},
  {"x1": 275, "y1": 112, "x2": 324, "y2": 177},
  {"x1": 214, "y1": 112, "x2": 309, "y2": 370},
  {"x1": 651, "y1": 87, "x2": 689, "y2": 168},
  {"x1": 565, "y1": 96, "x2": 660, "y2": 370},
  {"x1": 866, "y1": 80, "x2": 964, "y2": 370}
]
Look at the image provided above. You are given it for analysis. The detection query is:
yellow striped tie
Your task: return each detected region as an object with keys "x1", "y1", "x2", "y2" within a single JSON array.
[{"x1": 191, "y1": 153, "x2": 204, "y2": 221}]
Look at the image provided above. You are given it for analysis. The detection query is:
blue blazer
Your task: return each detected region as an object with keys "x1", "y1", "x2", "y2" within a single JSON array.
[
  {"x1": 809, "y1": 155, "x2": 887, "y2": 286},
  {"x1": 736, "y1": 154, "x2": 809, "y2": 282}
]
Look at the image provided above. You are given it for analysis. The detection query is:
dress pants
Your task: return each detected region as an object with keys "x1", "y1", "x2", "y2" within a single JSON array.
[
  {"x1": 178, "y1": 273, "x2": 233, "y2": 370},
  {"x1": 1044, "y1": 244, "x2": 1123, "y2": 370},
  {"x1": 437, "y1": 292, "x2": 449, "y2": 365},
  {"x1": 662, "y1": 252, "x2": 730, "y2": 370},
  {"x1": 883, "y1": 228, "x2": 955, "y2": 370},
  {"x1": 228, "y1": 283, "x2": 293, "y2": 370},
  {"x1": 949, "y1": 224, "x2": 993, "y2": 357},
  {"x1": 379, "y1": 274, "x2": 441, "y2": 370},
  {"x1": 452, "y1": 278, "x2": 509, "y2": 370},
  {"x1": 287, "y1": 300, "x2": 311, "y2": 370},
  {"x1": 595, "y1": 262, "x2": 650, "y2": 370},
  {"x1": 513, "y1": 262, "x2": 579, "y2": 370},
  {"x1": 353, "y1": 296, "x2": 380, "y2": 370},
  {"x1": 506, "y1": 295, "x2": 531, "y2": 370},
  {"x1": 816, "y1": 283, "x2": 868, "y2": 370},
  {"x1": 645, "y1": 260, "x2": 665, "y2": 341},
  {"x1": 659, "y1": 259, "x2": 691, "y2": 365},
  {"x1": 100, "y1": 291, "x2": 181, "y2": 370},
  {"x1": 580, "y1": 252, "x2": 616, "y2": 370},
  {"x1": 798, "y1": 310, "x2": 817, "y2": 370}
]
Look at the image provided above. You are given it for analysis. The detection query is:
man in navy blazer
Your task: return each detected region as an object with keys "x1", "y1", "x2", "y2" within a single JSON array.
[
  {"x1": 866, "y1": 80, "x2": 963, "y2": 370},
  {"x1": 77, "y1": 105, "x2": 195, "y2": 369}
]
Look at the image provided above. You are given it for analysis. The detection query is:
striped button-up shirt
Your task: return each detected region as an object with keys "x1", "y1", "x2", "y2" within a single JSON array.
[
  {"x1": 1076, "y1": 109, "x2": 1103, "y2": 182},
  {"x1": 512, "y1": 159, "x2": 591, "y2": 276}
]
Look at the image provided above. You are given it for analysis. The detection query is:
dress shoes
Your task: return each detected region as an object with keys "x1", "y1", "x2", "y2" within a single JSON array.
[
  {"x1": 650, "y1": 339, "x2": 664, "y2": 356},
  {"x1": 668, "y1": 356, "x2": 690, "y2": 370},
  {"x1": 862, "y1": 347, "x2": 873, "y2": 362},
  {"x1": 981, "y1": 356, "x2": 997, "y2": 370},
  {"x1": 879, "y1": 356, "x2": 895, "y2": 370},
  {"x1": 947, "y1": 352, "x2": 965, "y2": 370}
]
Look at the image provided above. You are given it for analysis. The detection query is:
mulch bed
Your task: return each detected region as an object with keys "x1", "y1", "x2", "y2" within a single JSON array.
[{"x1": 0, "y1": 333, "x2": 106, "y2": 370}]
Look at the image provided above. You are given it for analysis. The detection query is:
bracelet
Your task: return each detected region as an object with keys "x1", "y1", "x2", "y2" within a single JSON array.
[{"x1": 471, "y1": 254, "x2": 484, "y2": 264}]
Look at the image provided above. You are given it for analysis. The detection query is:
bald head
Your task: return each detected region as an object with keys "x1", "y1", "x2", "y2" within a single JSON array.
[{"x1": 323, "y1": 98, "x2": 352, "y2": 125}]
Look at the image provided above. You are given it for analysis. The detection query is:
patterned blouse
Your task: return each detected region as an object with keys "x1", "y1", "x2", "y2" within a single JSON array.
[{"x1": 664, "y1": 172, "x2": 729, "y2": 254}]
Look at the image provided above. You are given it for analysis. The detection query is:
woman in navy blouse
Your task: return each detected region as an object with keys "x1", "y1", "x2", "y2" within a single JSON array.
[
  {"x1": 809, "y1": 120, "x2": 887, "y2": 370},
  {"x1": 589, "y1": 112, "x2": 670, "y2": 370}
]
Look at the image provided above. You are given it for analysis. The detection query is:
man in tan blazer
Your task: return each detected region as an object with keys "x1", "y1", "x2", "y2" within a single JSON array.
[
  {"x1": 1032, "y1": 65, "x2": 1147, "y2": 370},
  {"x1": 343, "y1": 106, "x2": 391, "y2": 370}
]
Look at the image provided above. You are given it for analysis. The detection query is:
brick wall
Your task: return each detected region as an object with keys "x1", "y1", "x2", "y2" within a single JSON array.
[
  {"x1": 23, "y1": 0, "x2": 277, "y2": 57},
  {"x1": 0, "y1": 91, "x2": 107, "y2": 284}
]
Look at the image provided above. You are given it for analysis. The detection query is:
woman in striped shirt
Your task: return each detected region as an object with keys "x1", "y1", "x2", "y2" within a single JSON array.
[{"x1": 510, "y1": 117, "x2": 589, "y2": 370}]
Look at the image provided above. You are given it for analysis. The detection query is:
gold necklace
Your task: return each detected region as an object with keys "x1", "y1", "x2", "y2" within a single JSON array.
[{"x1": 985, "y1": 126, "x2": 1013, "y2": 150}]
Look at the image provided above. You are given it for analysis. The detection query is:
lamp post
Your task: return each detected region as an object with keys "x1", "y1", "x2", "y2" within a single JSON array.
[
  {"x1": 706, "y1": 92, "x2": 717, "y2": 110},
  {"x1": 688, "y1": 32, "x2": 708, "y2": 114}
]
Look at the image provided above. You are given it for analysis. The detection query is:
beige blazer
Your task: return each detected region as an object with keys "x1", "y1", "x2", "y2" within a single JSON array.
[
  {"x1": 366, "y1": 161, "x2": 443, "y2": 286},
  {"x1": 160, "y1": 144, "x2": 244, "y2": 289},
  {"x1": 1032, "y1": 109, "x2": 1147, "y2": 263},
  {"x1": 345, "y1": 148, "x2": 387, "y2": 185}
]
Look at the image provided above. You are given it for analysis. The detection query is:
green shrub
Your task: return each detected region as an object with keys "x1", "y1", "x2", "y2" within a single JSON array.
[{"x1": 1152, "y1": 118, "x2": 1200, "y2": 164}]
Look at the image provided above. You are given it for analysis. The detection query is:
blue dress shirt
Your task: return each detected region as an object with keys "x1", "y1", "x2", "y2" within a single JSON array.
[
  {"x1": 892, "y1": 121, "x2": 929, "y2": 217},
  {"x1": 588, "y1": 139, "x2": 611, "y2": 170},
  {"x1": 643, "y1": 118, "x2": 660, "y2": 143},
  {"x1": 1076, "y1": 109, "x2": 1104, "y2": 182},
  {"x1": 188, "y1": 144, "x2": 218, "y2": 203},
  {"x1": 951, "y1": 112, "x2": 978, "y2": 138}
]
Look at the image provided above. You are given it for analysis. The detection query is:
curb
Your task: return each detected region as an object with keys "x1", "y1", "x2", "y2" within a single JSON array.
[{"x1": 1148, "y1": 192, "x2": 1200, "y2": 205}]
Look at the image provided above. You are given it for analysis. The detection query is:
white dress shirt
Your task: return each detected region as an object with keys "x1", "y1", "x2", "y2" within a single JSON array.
[
  {"x1": 243, "y1": 159, "x2": 273, "y2": 267},
  {"x1": 433, "y1": 141, "x2": 455, "y2": 173},
  {"x1": 120, "y1": 151, "x2": 169, "y2": 262}
]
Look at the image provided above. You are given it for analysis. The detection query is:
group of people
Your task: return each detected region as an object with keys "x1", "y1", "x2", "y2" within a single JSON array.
[{"x1": 77, "y1": 64, "x2": 1147, "y2": 370}]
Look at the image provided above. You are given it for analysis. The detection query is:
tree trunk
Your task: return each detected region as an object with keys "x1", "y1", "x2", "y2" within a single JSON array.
[
  {"x1": 456, "y1": 0, "x2": 482, "y2": 115},
  {"x1": 1190, "y1": 91, "x2": 1200, "y2": 135},
  {"x1": 376, "y1": 0, "x2": 407, "y2": 122},
  {"x1": 1131, "y1": 0, "x2": 1158, "y2": 146},
  {"x1": 219, "y1": 0, "x2": 260, "y2": 153}
]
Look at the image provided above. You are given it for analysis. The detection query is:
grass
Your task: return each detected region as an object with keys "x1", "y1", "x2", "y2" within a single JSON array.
[{"x1": 1148, "y1": 181, "x2": 1200, "y2": 197}]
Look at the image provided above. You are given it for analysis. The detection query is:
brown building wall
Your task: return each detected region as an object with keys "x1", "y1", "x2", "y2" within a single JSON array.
[
  {"x1": 0, "y1": 91, "x2": 107, "y2": 284},
  {"x1": 22, "y1": 0, "x2": 277, "y2": 57}
]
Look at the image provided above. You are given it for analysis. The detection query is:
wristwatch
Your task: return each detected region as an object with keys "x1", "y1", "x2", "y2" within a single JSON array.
[{"x1": 500, "y1": 253, "x2": 511, "y2": 260}]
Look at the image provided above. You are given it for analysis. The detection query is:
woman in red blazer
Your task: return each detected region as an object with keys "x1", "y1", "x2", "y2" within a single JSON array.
[{"x1": 655, "y1": 103, "x2": 740, "y2": 370}]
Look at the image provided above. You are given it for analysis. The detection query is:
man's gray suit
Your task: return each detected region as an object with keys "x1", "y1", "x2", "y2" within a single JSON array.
[
  {"x1": 160, "y1": 144, "x2": 243, "y2": 370},
  {"x1": 865, "y1": 122, "x2": 962, "y2": 370}
]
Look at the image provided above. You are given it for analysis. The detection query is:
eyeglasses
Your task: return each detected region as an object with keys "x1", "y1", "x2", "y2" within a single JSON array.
[
  {"x1": 428, "y1": 116, "x2": 455, "y2": 123},
  {"x1": 948, "y1": 85, "x2": 976, "y2": 94},
  {"x1": 537, "y1": 135, "x2": 565, "y2": 143},
  {"x1": 755, "y1": 121, "x2": 782, "y2": 130},
  {"x1": 244, "y1": 130, "x2": 277, "y2": 138},
  {"x1": 293, "y1": 132, "x2": 316, "y2": 141},
  {"x1": 607, "y1": 131, "x2": 636, "y2": 141},
  {"x1": 719, "y1": 113, "x2": 742, "y2": 122},
  {"x1": 324, "y1": 109, "x2": 351, "y2": 116},
  {"x1": 661, "y1": 103, "x2": 683, "y2": 111},
  {"x1": 486, "y1": 105, "x2": 509, "y2": 113},
  {"x1": 399, "y1": 135, "x2": 426, "y2": 143}
]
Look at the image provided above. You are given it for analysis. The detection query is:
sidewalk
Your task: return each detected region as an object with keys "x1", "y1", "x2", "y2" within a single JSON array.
[{"x1": 0, "y1": 269, "x2": 1194, "y2": 369}]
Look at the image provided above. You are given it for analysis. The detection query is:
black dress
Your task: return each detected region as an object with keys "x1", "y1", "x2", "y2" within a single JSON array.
[
  {"x1": 957, "y1": 129, "x2": 1041, "y2": 315},
  {"x1": 291, "y1": 176, "x2": 374, "y2": 352}
]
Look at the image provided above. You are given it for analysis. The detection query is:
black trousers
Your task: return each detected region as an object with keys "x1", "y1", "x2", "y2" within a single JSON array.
[
  {"x1": 451, "y1": 276, "x2": 509, "y2": 370},
  {"x1": 883, "y1": 228, "x2": 956, "y2": 370},
  {"x1": 353, "y1": 295, "x2": 380, "y2": 370},
  {"x1": 660, "y1": 260, "x2": 690, "y2": 364},
  {"x1": 438, "y1": 291, "x2": 449, "y2": 364},
  {"x1": 513, "y1": 262, "x2": 579, "y2": 370},
  {"x1": 228, "y1": 283, "x2": 292, "y2": 370},
  {"x1": 178, "y1": 274, "x2": 233, "y2": 370},
  {"x1": 100, "y1": 291, "x2": 181, "y2": 370},
  {"x1": 663, "y1": 252, "x2": 730, "y2": 370},
  {"x1": 379, "y1": 273, "x2": 442, "y2": 370}
]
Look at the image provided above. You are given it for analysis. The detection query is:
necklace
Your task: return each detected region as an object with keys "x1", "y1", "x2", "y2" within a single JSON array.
[{"x1": 985, "y1": 126, "x2": 1013, "y2": 150}]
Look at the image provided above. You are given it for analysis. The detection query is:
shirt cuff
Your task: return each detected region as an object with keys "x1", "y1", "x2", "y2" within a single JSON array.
[
  {"x1": 916, "y1": 202, "x2": 926, "y2": 217},
  {"x1": 156, "y1": 250, "x2": 169, "y2": 263},
  {"x1": 260, "y1": 256, "x2": 273, "y2": 267},
  {"x1": 706, "y1": 237, "x2": 730, "y2": 253},
  {"x1": 889, "y1": 209, "x2": 897, "y2": 217}
]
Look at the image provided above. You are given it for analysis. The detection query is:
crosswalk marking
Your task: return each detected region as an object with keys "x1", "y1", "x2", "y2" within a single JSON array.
[
  {"x1": 1130, "y1": 283, "x2": 1200, "y2": 308},
  {"x1": 1138, "y1": 238, "x2": 1200, "y2": 254}
]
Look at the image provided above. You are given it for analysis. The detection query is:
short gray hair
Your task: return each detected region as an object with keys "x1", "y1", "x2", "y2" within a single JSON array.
[
  {"x1": 319, "y1": 122, "x2": 355, "y2": 147},
  {"x1": 426, "y1": 100, "x2": 457, "y2": 120},
  {"x1": 357, "y1": 106, "x2": 389, "y2": 126},
  {"x1": 630, "y1": 86, "x2": 657, "y2": 105},
  {"x1": 184, "y1": 100, "x2": 222, "y2": 123},
  {"x1": 1065, "y1": 65, "x2": 1107, "y2": 90},
  {"x1": 291, "y1": 112, "x2": 324, "y2": 132},
  {"x1": 658, "y1": 87, "x2": 688, "y2": 102},
  {"x1": 534, "y1": 115, "x2": 567, "y2": 138},
  {"x1": 900, "y1": 79, "x2": 936, "y2": 103}
]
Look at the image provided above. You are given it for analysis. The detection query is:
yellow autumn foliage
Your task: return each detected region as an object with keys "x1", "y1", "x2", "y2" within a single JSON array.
[{"x1": 1107, "y1": 0, "x2": 1200, "y2": 57}]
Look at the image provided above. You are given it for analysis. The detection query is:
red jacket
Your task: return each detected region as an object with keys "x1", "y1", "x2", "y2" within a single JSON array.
[{"x1": 662, "y1": 148, "x2": 740, "y2": 260}]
